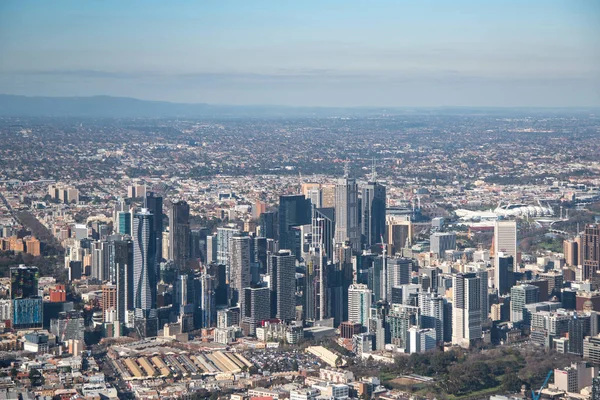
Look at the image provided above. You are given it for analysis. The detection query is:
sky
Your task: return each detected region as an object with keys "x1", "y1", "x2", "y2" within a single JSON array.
[{"x1": 0, "y1": 0, "x2": 599, "y2": 107}]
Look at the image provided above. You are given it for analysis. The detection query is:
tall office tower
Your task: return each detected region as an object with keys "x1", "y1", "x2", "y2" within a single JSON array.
[
  {"x1": 229, "y1": 235, "x2": 251, "y2": 307},
  {"x1": 304, "y1": 250, "x2": 328, "y2": 322},
  {"x1": 493, "y1": 220, "x2": 517, "y2": 259},
  {"x1": 475, "y1": 268, "x2": 489, "y2": 322},
  {"x1": 335, "y1": 170, "x2": 360, "y2": 252},
  {"x1": 387, "y1": 257, "x2": 412, "y2": 296},
  {"x1": 206, "y1": 234, "x2": 217, "y2": 264},
  {"x1": 113, "y1": 238, "x2": 134, "y2": 325},
  {"x1": 361, "y1": 179, "x2": 386, "y2": 249},
  {"x1": 569, "y1": 315, "x2": 591, "y2": 356},
  {"x1": 430, "y1": 232, "x2": 456, "y2": 258},
  {"x1": 189, "y1": 228, "x2": 207, "y2": 262},
  {"x1": 368, "y1": 305, "x2": 388, "y2": 351},
  {"x1": 10, "y1": 265, "x2": 42, "y2": 330},
  {"x1": 127, "y1": 184, "x2": 146, "y2": 199},
  {"x1": 252, "y1": 236, "x2": 268, "y2": 275},
  {"x1": 510, "y1": 284, "x2": 539, "y2": 323},
  {"x1": 197, "y1": 272, "x2": 215, "y2": 328},
  {"x1": 419, "y1": 291, "x2": 445, "y2": 344},
  {"x1": 146, "y1": 192, "x2": 164, "y2": 262},
  {"x1": 368, "y1": 256, "x2": 385, "y2": 302},
  {"x1": 386, "y1": 216, "x2": 412, "y2": 255},
  {"x1": 348, "y1": 284, "x2": 372, "y2": 328},
  {"x1": 564, "y1": 238, "x2": 579, "y2": 266},
  {"x1": 279, "y1": 195, "x2": 311, "y2": 259},
  {"x1": 217, "y1": 226, "x2": 240, "y2": 266},
  {"x1": 306, "y1": 188, "x2": 323, "y2": 208},
  {"x1": 583, "y1": 224, "x2": 600, "y2": 280},
  {"x1": 269, "y1": 250, "x2": 296, "y2": 321},
  {"x1": 132, "y1": 208, "x2": 158, "y2": 338},
  {"x1": 452, "y1": 273, "x2": 482, "y2": 348},
  {"x1": 421, "y1": 267, "x2": 439, "y2": 292},
  {"x1": 495, "y1": 254, "x2": 514, "y2": 295},
  {"x1": 117, "y1": 211, "x2": 132, "y2": 236},
  {"x1": 242, "y1": 286, "x2": 271, "y2": 336},
  {"x1": 259, "y1": 212, "x2": 277, "y2": 240},
  {"x1": 174, "y1": 274, "x2": 190, "y2": 315},
  {"x1": 169, "y1": 201, "x2": 190, "y2": 269},
  {"x1": 312, "y1": 207, "x2": 336, "y2": 261}
]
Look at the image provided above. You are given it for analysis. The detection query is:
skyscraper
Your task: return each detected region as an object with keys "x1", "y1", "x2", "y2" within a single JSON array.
[
  {"x1": 495, "y1": 254, "x2": 514, "y2": 295},
  {"x1": 348, "y1": 283, "x2": 372, "y2": 328},
  {"x1": 304, "y1": 250, "x2": 327, "y2": 322},
  {"x1": 242, "y1": 286, "x2": 271, "y2": 336},
  {"x1": 335, "y1": 171, "x2": 360, "y2": 251},
  {"x1": 112, "y1": 238, "x2": 134, "y2": 325},
  {"x1": 133, "y1": 208, "x2": 158, "y2": 337},
  {"x1": 169, "y1": 200, "x2": 190, "y2": 270},
  {"x1": 386, "y1": 216, "x2": 412, "y2": 255},
  {"x1": 278, "y1": 195, "x2": 311, "y2": 259},
  {"x1": 146, "y1": 192, "x2": 164, "y2": 262},
  {"x1": 217, "y1": 226, "x2": 240, "y2": 266},
  {"x1": 312, "y1": 207, "x2": 335, "y2": 261},
  {"x1": 269, "y1": 249, "x2": 296, "y2": 321},
  {"x1": 494, "y1": 220, "x2": 517, "y2": 259},
  {"x1": 117, "y1": 211, "x2": 132, "y2": 236},
  {"x1": 259, "y1": 211, "x2": 277, "y2": 240},
  {"x1": 583, "y1": 224, "x2": 600, "y2": 281},
  {"x1": 452, "y1": 273, "x2": 481, "y2": 347},
  {"x1": 361, "y1": 180, "x2": 386, "y2": 249},
  {"x1": 229, "y1": 235, "x2": 251, "y2": 307},
  {"x1": 419, "y1": 291, "x2": 445, "y2": 344}
]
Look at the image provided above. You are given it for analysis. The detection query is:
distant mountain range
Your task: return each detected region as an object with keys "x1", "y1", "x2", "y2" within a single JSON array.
[{"x1": 0, "y1": 94, "x2": 595, "y2": 118}]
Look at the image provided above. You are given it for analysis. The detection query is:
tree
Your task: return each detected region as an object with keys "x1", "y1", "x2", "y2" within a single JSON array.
[{"x1": 502, "y1": 370, "x2": 523, "y2": 393}]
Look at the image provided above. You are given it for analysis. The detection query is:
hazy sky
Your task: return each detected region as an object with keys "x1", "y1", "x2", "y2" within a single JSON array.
[{"x1": 1, "y1": 0, "x2": 599, "y2": 107}]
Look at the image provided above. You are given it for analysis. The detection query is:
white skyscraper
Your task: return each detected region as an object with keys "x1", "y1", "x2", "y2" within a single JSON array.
[
  {"x1": 334, "y1": 169, "x2": 360, "y2": 252},
  {"x1": 452, "y1": 273, "x2": 481, "y2": 348},
  {"x1": 348, "y1": 284, "x2": 372, "y2": 327},
  {"x1": 229, "y1": 235, "x2": 251, "y2": 307},
  {"x1": 494, "y1": 220, "x2": 517, "y2": 259},
  {"x1": 419, "y1": 291, "x2": 445, "y2": 344},
  {"x1": 132, "y1": 208, "x2": 158, "y2": 337}
]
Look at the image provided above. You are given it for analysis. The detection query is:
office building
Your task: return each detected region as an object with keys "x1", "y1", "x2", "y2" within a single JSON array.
[
  {"x1": 206, "y1": 234, "x2": 217, "y2": 264},
  {"x1": 361, "y1": 179, "x2": 386, "y2": 249},
  {"x1": 430, "y1": 232, "x2": 456, "y2": 258},
  {"x1": 312, "y1": 207, "x2": 335, "y2": 261},
  {"x1": 113, "y1": 238, "x2": 133, "y2": 325},
  {"x1": 169, "y1": 200, "x2": 190, "y2": 269},
  {"x1": 386, "y1": 216, "x2": 412, "y2": 255},
  {"x1": 335, "y1": 170, "x2": 360, "y2": 252},
  {"x1": 452, "y1": 273, "x2": 481, "y2": 347},
  {"x1": 348, "y1": 284, "x2": 372, "y2": 328},
  {"x1": 269, "y1": 250, "x2": 296, "y2": 321},
  {"x1": 408, "y1": 327, "x2": 437, "y2": 354},
  {"x1": 117, "y1": 211, "x2": 131, "y2": 236},
  {"x1": 494, "y1": 220, "x2": 517, "y2": 259},
  {"x1": 510, "y1": 284, "x2": 540, "y2": 323},
  {"x1": 10, "y1": 265, "x2": 39, "y2": 300},
  {"x1": 146, "y1": 192, "x2": 164, "y2": 262},
  {"x1": 279, "y1": 195, "x2": 311, "y2": 259},
  {"x1": 259, "y1": 211, "x2": 277, "y2": 240},
  {"x1": 564, "y1": 238, "x2": 580, "y2": 267},
  {"x1": 132, "y1": 208, "x2": 158, "y2": 337},
  {"x1": 495, "y1": 254, "x2": 514, "y2": 295},
  {"x1": 419, "y1": 291, "x2": 445, "y2": 344}
]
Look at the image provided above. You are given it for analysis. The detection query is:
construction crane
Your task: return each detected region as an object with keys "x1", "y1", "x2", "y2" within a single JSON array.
[{"x1": 532, "y1": 370, "x2": 553, "y2": 400}]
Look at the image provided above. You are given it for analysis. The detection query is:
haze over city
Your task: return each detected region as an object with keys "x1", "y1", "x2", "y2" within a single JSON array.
[{"x1": 1, "y1": 0, "x2": 599, "y2": 107}]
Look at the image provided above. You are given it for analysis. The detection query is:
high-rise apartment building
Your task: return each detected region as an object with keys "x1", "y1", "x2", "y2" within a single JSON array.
[
  {"x1": 269, "y1": 250, "x2": 296, "y2": 321},
  {"x1": 452, "y1": 273, "x2": 481, "y2": 347},
  {"x1": 348, "y1": 284, "x2": 372, "y2": 328},
  {"x1": 229, "y1": 235, "x2": 251, "y2": 307},
  {"x1": 242, "y1": 286, "x2": 271, "y2": 336},
  {"x1": 132, "y1": 209, "x2": 158, "y2": 337},
  {"x1": 335, "y1": 172, "x2": 360, "y2": 252}
]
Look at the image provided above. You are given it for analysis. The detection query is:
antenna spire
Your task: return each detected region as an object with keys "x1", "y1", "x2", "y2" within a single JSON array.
[{"x1": 343, "y1": 161, "x2": 350, "y2": 178}]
